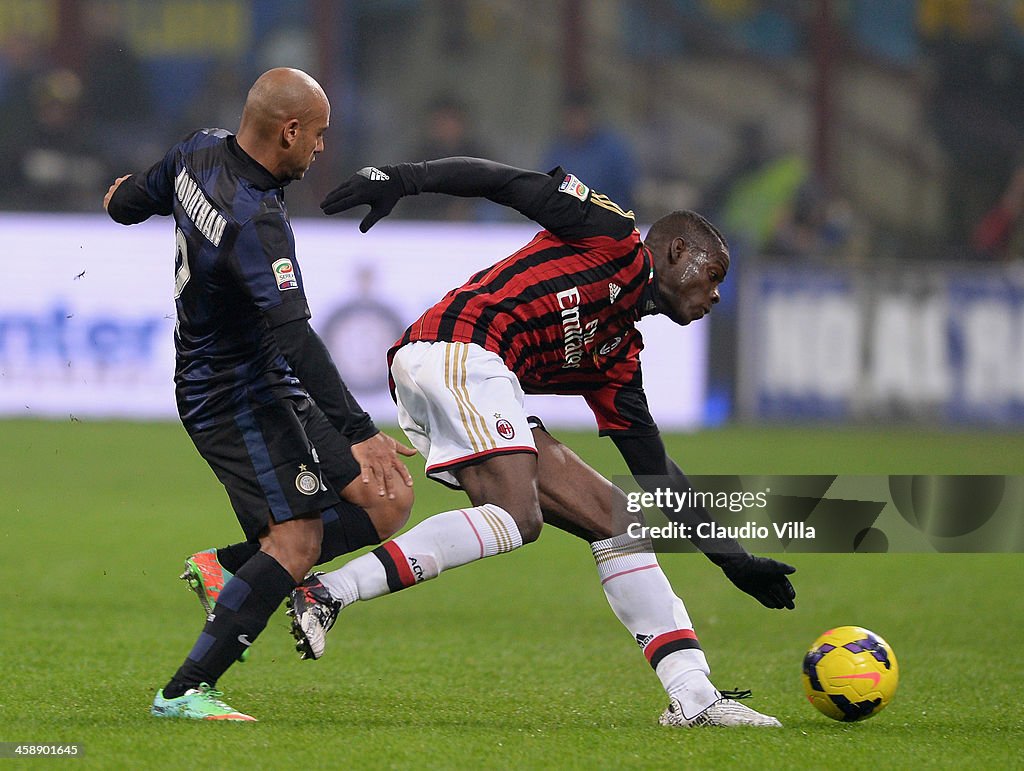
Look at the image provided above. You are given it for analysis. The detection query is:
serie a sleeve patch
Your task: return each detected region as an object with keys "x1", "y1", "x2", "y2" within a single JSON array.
[
  {"x1": 558, "y1": 173, "x2": 590, "y2": 202},
  {"x1": 272, "y1": 258, "x2": 298, "y2": 291}
]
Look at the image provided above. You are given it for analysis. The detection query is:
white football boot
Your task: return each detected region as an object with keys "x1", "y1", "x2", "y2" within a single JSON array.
[{"x1": 659, "y1": 693, "x2": 782, "y2": 728}]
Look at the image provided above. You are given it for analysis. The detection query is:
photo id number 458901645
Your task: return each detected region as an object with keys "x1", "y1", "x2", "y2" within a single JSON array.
[{"x1": 0, "y1": 743, "x2": 83, "y2": 757}]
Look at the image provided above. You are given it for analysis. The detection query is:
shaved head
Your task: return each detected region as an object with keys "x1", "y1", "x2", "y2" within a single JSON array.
[
  {"x1": 240, "y1": 67, "x2": 328, "y2": 140},
  {"x1": 645, "y1": 210, "x2": 727, "y2": 257},
  {"x1": 236, "y1": 68, "x2": 330, "y2": 182},
  {"x1": 644, "y1": 210, "x2": 730, "y2": 326}
]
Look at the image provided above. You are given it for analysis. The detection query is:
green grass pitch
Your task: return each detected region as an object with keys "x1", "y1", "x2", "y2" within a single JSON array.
[{"x1": 1, "y1": 419, "x2": 1022, "y2": 768}]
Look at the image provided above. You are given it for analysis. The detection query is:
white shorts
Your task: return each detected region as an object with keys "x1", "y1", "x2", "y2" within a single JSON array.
[{"x1": 391, "y1": 341, "x2": 537, "y2": 487}]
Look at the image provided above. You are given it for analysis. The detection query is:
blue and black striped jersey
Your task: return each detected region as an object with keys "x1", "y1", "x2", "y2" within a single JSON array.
[{"x1": 108, "y1": 129, "x2": 311, "y2": 430}]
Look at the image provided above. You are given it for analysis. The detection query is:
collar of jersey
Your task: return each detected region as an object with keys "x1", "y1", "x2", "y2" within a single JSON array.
[{"x1": 225, "y1": 135, "x2": 289, "y2": 191}]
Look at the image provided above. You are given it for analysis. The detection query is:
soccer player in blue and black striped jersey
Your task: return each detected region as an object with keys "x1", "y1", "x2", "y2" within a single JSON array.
[{"x1": 105, "y1": 68, "x2": 414, "y2": 721}]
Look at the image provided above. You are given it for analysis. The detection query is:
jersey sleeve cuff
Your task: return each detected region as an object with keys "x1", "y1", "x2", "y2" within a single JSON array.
[{"x1": 346, "y1": 419, "x2": 380, "y2": 444}]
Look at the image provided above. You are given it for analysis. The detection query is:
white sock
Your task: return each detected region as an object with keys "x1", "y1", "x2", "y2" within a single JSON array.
[
  {"x1": 318, "y1": 504, "x2": 523, "y2": 607},
  {"x1": 592, "y1": 532, "x2": 718, "y2": 717}
]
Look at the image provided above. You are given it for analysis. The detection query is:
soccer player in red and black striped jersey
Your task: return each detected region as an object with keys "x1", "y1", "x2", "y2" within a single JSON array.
[{"x1": 293, "y1": 157, "x2": 796, "y2": 727}]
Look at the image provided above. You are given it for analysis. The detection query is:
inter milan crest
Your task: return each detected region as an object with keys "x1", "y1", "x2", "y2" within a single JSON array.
[{"x1": 295, "y1": 464, "x2": 320, "y2": 495}]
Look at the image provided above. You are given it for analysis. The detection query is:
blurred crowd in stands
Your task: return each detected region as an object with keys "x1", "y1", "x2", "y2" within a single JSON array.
[{"x1": 2, "y1": 0, "x2": 1023, "y2": 265}]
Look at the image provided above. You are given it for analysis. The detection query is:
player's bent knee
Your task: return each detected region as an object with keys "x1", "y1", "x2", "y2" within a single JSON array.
[
  {"x1": 392, "y1": 480, "x2": 414, "y2": 518},
  {"x1": 370, "y1": 487, "x2": 414, "y2": 541},
  {"x1": 490, "y1": 494, "x2": 542, "y2": 543},
  {"x1": 354, "y1": 483, "x2": 413, "y2": 536},
  {"x1": 340, "y1": 477, "x2": 415, "y2": 541},
  {"x1": 512, "y1": 507, "x2": 544, "y2": 544}
]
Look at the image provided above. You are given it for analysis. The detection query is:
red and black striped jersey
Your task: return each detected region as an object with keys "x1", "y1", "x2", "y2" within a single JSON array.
[{"x1": 390, "y1": 165, "x2": 660, "y2": 436}]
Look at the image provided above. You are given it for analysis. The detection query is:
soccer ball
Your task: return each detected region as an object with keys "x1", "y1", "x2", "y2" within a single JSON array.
[{"x1": 802, "y1": 626, "x2": 899, "y2": 722}]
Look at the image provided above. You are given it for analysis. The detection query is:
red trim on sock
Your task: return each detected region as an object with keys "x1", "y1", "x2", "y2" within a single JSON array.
[
  {"x1": 643, "y1": 629, "x2": 698, "y2": 664},
  {"x1": 382, "y1": 541, "x2": 417, "y2": 588},
  {"x1": 600, "y1": 563, "x2": 658, "y2": 585},
  {"x1": 460, "y1": 509, "x2": 486, "y2": 558}
]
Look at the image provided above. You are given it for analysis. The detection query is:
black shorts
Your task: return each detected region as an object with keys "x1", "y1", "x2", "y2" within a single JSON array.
[{"x1": 188, "y1": 396, "x2": 362, "y2": 541}]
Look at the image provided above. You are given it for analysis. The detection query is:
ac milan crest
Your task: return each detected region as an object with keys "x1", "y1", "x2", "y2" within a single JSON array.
[{"x1": 495, "y1": 418, "x2": 515, "y2": 440}]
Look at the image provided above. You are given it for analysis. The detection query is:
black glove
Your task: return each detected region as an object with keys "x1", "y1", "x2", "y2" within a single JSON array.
[
  {"x1": 320, "y1": 166, "x2": 404, "y2": 231},
  {"x1": 715, "y1": 553, "x2": 796, "y2": 609}
]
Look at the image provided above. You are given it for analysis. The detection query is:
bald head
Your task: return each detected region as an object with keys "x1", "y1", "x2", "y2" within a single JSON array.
[
  {"x1": 236, "y1": 68, "x2": 330, "y2": 182},
  {"x1": 240, "y1": 68, "x2": 327, "y2": 139}
]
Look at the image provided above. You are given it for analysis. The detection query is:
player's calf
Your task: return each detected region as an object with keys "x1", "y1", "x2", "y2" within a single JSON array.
[
  {"x1": 259, "y1": 516, "x2": 323, "y2": 583},
  {"x1": 162, "y1": 551, "x2": 295, "y2": 699},
  {"x1": 346, "y1": 477, "x2": 414, "y2": 542}
]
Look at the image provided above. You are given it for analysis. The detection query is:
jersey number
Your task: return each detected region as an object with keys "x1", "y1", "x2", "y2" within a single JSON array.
[{"x1": 173, "y1": 227, "x2": 191, "y2": 299}]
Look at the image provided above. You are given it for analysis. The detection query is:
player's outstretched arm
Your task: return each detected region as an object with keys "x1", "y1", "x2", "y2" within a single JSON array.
[
  {"x1": 104, "y1": 150, "x2": 177, "y2": 225},
  {"x1": 105, "y1": 172, "x2": 161, "y2": 225},
  {"x1": 611, "y1": 432, "x2": 796, "y2": 610},
  {"x1": 320, "y1": 157, "x2": 556, "y2": 230},
  {"x1": 319, "y1": 166, "x2": 406, "y2": 231}
]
